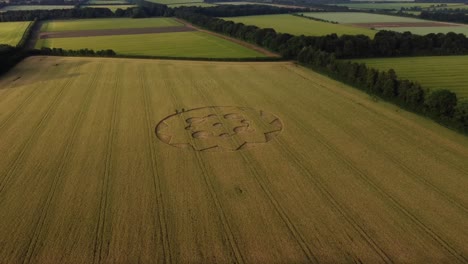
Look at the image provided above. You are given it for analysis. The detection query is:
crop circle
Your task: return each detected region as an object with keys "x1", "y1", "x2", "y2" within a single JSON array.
[{"x1": 155, "y1": 106, "x2": 283, "y2": 152}]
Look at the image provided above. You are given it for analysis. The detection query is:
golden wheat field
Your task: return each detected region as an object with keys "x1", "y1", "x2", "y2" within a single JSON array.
[{"x1": 0, "y1": 56, "x2": 467, "y2": 263}]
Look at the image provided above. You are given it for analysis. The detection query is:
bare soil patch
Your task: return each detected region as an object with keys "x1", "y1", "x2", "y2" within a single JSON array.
[
  {"x1": 348, "y1": 22, "x2": 462, "y2": 28},
  {"x1": 39, "y1": 26, "x2": 196, "y2": 39}
]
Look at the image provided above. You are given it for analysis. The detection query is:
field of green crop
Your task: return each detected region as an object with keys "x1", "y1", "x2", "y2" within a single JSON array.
[
  {"x1": 0, "y1": 21, "x2": 31, "y2": 46},
  {"x1": 40, "y1": 18, "x2": 182, "y2": 32},
  {"x1": 0, "y1": 5, "x2": 74, "y2": 12},
  {"x1": 353, "y1": 55, "x2": 468, "y2": 100},
  {"x1": 380, "y1": 26, "x2": 468, "y2": 35},
  {"x1": 224, "y1": 14, "x2": 376, "y2": 37},
  {"x1": 0, "y1": 56, "x2": 467, "y2": 263},
  {"x1": 300, "y1": 12, "x2": 426, "y2": 24},
  {"x1": 36, "y1": 31, "x2": 266, "y2": 58},
  {"x1": 81, "y1": 4, "x2": 136, "y2": 11}
]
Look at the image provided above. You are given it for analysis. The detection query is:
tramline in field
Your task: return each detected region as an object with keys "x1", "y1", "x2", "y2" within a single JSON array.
[{"x1": 0, "y1": 56, "x2": 466, "y2": 263}]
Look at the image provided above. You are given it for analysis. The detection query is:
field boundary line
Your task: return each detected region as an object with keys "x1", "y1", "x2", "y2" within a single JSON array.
[
  {"x1": 0, "y1": 65, "x2": 78, "y2": 197},
  {"x1": 247, "y1": 66, "x2": 466, "y2": 262},
  {"x1": 164, "y1": 72, "x2": 245, "y2": 264},
  {"x1": 21, "y1": 64, "x2": 102, "y2": 264},
  {"x1": 92, "y1": 64, "x2": 122, "y2": 264},
  {"x1": 139, "y1": 66, "x2": 172, "y2": 264},
  {"x1": 204, "y1": 66, "x2": 392, "y2": 263}
]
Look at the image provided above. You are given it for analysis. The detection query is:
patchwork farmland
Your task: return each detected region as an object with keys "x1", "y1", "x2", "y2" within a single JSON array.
[
  {"x1": 34, "y1": 18, "x2": 268, "y2": 58},
  {"x1": 0, "y1": 21, "x2": 31, "y2": 46},
  {"x1": 0, "y1": 56, "x2": 467, "y2": 263},
  {"x1": 224, "y1": 14, "x2": 376, "y2": 37},
  {"x1": 301, "y1": 12, "x2": 468, "y2": 35},
  {"x1": 353, "y1": 55, "x2": 468, "y2": 101}
]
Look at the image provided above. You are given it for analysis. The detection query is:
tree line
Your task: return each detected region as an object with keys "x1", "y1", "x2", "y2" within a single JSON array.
[
  {"x1": 174, "y1": 7, "x2": 468, "y2": 59},
  {"x1": 173, "y1": 7, "x2": 468, "y2": 133},
  {"x1": 420, "y1": 11, "x2": 468, "y2": 24}
]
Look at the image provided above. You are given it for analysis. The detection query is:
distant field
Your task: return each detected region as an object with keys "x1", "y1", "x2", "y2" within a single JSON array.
[
  {"x1": 0, "y1": 56, "x2": 467, "y2": 263},
  {"x1": 81, "y1": 4, "x2": 136, "y2": 11},
  {"x1": 215, "y1": 1, "x2": 306, "y2": 8},
  {"x1": 36, "y1": 31, "x2": 266, "y2": 58},
  {"x1": 300, "y1": 12, "x2": 425, "y2": 24},
  {"x1": 86, "y1": 0, "x2": 130, "y2": 4},
  {"x1": 381, "y1": 26, "x2": 468, "y2": 35},
  {"x1": 146, "y1": 0, "x2": 202, "y2": 4},
  {"x1": 332, "y1": 3, "x2": 460, "y2": 10},
  {"x1": 0, "y1": 21, "x2": 30, "y2": 46},
  {"x1": 224, "y1": 14, "x2": 376, "y2": 37},
  {"x1": 40, "y1": 18, "x2": 182, "y2": 32},
  {"x1": 0, "y1": 5, "x2": 74, "y2": 12},
  {"x1": 168, "y1": 2, "x2": 215, "y2": 7},
  {"x1": 354, "y1": 55, "x2": 468, "y2": 100}
]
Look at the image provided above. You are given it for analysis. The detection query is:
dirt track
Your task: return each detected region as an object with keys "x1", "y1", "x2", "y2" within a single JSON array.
[
  {"x1": 349, "y1": 22, "x2": 461, "y2": 28},
  {"x1": 39, "y1": 26, "x2": 196, "y2": 39}
]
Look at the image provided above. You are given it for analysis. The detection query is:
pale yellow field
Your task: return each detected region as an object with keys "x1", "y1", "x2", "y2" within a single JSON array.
[{"x1": 0, "y1": 56, "x2": 467, "y2": 263}]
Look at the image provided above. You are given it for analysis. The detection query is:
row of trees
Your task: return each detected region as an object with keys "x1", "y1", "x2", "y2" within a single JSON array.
[
  {"x1": 40, "y1": 47, "x2": 117, "y2": 56},
  {"x1": 0, "y1": 1, "x2": 185, "y2": 21},
  {"x1": 0, "y1": 45, "x2": 30, "y2": 75},
  {"x1": 420, "y1": 11, "x2": 468, "y2": 24},
  {"x1": 174, "y1": 7, "x2": 468, "y2": 133},
  {"x1": 175, "y1": 7, "x2": 468, "y2": 59}
]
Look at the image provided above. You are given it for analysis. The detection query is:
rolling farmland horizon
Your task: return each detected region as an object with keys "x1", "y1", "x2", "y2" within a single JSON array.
[{"x1": 0, "y1": 56, "x2": 467, "y2": 263}]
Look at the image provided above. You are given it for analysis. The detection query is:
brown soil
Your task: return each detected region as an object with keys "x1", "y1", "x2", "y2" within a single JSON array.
[
  {"x1": 175, "y1": 18, "x2": 280, "y2": 57},
  {"x1": 348, "y1": 22, "x2": 462, "y2": 28},
  {"x1": 39, "y1": 26, "x2": 196, "y2": 39}
]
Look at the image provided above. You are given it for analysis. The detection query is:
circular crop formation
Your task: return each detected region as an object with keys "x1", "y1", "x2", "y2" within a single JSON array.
[{"x1": 156, "y1": 106, "x2": 283, "y2": 152}]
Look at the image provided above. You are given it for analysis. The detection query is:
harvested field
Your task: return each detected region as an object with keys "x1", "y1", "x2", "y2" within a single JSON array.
[
  {"x1": 300, "y1": 12, "x2": 431, "y2": 24},
  {"x1": 39, "y1": 26, "x2": 196, "y2": 39},
  {"x1": 0, "y1": 56, "x2": 467, "y2": 263},
  {"x1": 0, "y1": 21, "x2": 31, "y2": 46},
  {"x1": 224, "y1": 14, "x2": 376, "y2": 37},
  {"x1": 35, "y1": 31, "x2": 267, "y2": 58},
  {"x1": 380, "y1": 25, "x2": 468, "y2": 35},
  {"x1": 353, "y1": 55, "x2": 468, "y2": 100},
  {"x1": 350, "y1": 21, "x2": 461, "y2": 28}
]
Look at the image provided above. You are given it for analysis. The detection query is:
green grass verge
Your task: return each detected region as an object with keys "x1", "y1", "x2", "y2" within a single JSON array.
[
  {"x1": 352, "y1": 55, "x2": 468, "y2": 100},
  {"x1": 0, "y1": 21, "x2": 31, "y2": 46},
  {"x1": 299, "y1": 12, "x2": 426, "y2": 24},
  {"x1": 36, "y1": 31, "x2": 266, "y2": 58},
  {"x1": 224, "y1": 14, "x2": 376, "y2": 37},
  {"x1": 40, "y1": 18, "x2": 182, "y2": 32}
]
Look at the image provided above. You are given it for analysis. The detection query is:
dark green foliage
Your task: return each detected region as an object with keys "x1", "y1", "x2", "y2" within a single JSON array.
[{"x1": 425, "y1": 89, "x2": 458, "y2": 117}]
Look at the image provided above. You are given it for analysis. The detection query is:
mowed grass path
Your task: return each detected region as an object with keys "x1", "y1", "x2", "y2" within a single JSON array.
[
  {"x1": 354, "y1": 55, "x2": 468, "y2": 100},
  {"x1": 0, "y1": 56, "x2": 467, "y2": 263},
  {"x1": 224, "y1": 14, "x2": 376, "y2": 37},
  {"x1": 40, "y1": 17, "x2": 182, "y2": 32},
  {"x1": 36, "y1": 31, "x2": 266, "y2": 58},
  {"x1": 0, "y1": 21, "x2": 31, "y2": 46}
]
